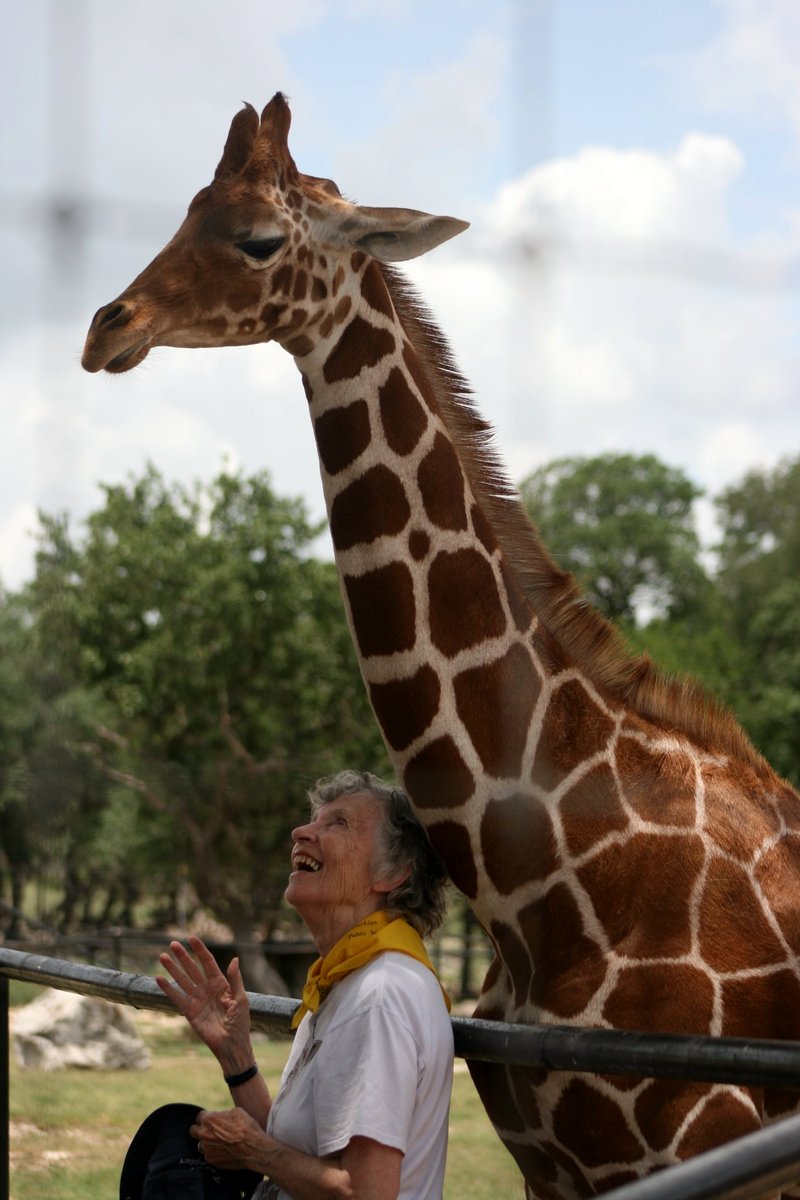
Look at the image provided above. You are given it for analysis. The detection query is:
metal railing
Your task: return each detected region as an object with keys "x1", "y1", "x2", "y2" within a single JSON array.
[{"x1": 4, "y1": 946, "x2": 800, "y2": 1199}]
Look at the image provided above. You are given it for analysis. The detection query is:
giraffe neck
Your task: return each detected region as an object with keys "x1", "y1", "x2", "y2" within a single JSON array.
[{"x1": 296, "y1": 259, "x2": 566, "y2": 918}]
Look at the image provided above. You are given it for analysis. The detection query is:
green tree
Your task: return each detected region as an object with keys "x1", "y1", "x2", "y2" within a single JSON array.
[
  {"x1": 0, "y1": 582, "x2": 114, "y2": 936},
  {"x1": 520, "y1": 453, "x2": 707, "y2": 624},
  {"x1": 0, "y1": 589, "x2": 37, "y2": 933},
  {"x1": 29, "y1": 466, "x2": 388, "y2": 973},
  {"x1": 714, "y1": 457, "x2": 800, "y2": 783}
]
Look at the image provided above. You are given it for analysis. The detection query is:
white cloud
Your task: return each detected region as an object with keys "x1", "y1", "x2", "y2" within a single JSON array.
[
  {"x1": 407, "y1": 132, "x2": 799, "y2": 523},
  {"x1": 485, "y1": 134, "x2": 743, "y2": 244},
  {"x1": 691, "y1": 0, "x2": 800, "y2": 146}
]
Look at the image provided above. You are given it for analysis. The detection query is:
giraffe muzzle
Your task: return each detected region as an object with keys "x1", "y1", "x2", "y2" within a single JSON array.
[{"x1": 82, "y1": 299, "x2": 152, "y2": 374}]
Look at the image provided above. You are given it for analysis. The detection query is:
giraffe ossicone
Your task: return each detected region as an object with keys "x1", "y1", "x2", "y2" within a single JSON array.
[{"x1": 83, "y1": 92, "x2": 800, "y2": 1199}]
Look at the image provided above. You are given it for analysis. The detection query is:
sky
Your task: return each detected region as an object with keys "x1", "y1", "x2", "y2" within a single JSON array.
[{"x1": 1, "y1": 0, "x2": 799, "y2": 590}]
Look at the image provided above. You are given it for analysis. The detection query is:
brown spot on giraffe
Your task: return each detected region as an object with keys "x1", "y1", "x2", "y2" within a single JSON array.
[
  {"x1": 378, "y1": 366, "x2": 428, "y2": 456},
  {"x1": 533, "y1": 678, "x2": 616, "y2": 793},
  {"x1": 314, "y1": 400, "x2": 371, "y2": 475},
  {"x1": 675, "y1": 1092, "x2": 759, "y2": 1160},
  {"x1": 698, "y1": 858, "x2": 788, "y2": 971},
  {"x1": 417, "y1": 432, "x2": 468, "y2": 531},
  {"x1": 361, "y1": 261, "x2": 395, "y2": 320},
  {"x1": 369, "y1": 666, "x2": 441, "y2": 752},
  {"x1": 603, "y1": 962, "x2": 715, "y2": 1034},
  {"x1": 481, "y1": 797, "x2": 558, "y2": 895},
  {"x1": 344, "y1": 562, "x2": 416, "y2": 659},
  {"x1": 324, "y1": 315, "x2": 394, "y2": 384},
  {"x1": 260, "y1": 301, "x2": 283, "y2": 329},
  {"x1": 334, "y1": 295, "x2": 352, "y2": 324},
  {"x1": 578, "y1": 832, "x2": 705, "y2": 960},
  {"x1": 285, "y1": 333, "x2": 314, "y2": 356},
  {"x1": 471, "y1": 503, "x2": 497, "y2": 555},
  {"x1": 426, "y1": 819, "x2": 478, "y2": 897},
  {"x1": 499, "y1": 555, "x2": 533, "y2": 632},
  {"x1": 617, "y1": 737, "x2": 698, "y2": 827},
  {"x1": 703, "y1": 764, "x2": 782, "y2": 860},
  {"x1": 754, "y1": 840, "x2": 800, "y2": 948},
  {"x1": 553, "y1": 1079, "x2": 646, "y2": 1169},
  {"x1": 329, "y1": 464, "x2": 411, "y2": 550},
  {"x1": 518, "y1": 885, "x2": 608, "y2": 1017},
  {"x1": 292, "y1": 270, "x2": 308, "y2": 301},
  {"x1": 428, "y1": 548, "x2": 506, "y2": 657},
  {"x1": 404, "y1": 735, "x2": 475, "y2": 809},
  {"x1": 721, "y1": 970, "x2": 800, "y2": 1041},
  {"x1": 402, "y1": 340, "x2": 436, "y2": 408},
  {"x1": 272, "y1": 263, "x2": 294, "y2": 295},
  {"x1": 559, "y1": 761, "x2": 630, "y2": 858},
  {"x1": 454, "y1": 643, "x2": 541, "y2": 778}
]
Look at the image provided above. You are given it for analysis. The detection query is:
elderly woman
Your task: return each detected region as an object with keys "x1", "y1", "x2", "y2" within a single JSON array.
[{"x1": 157, "y1": 771, "x2": 453, "y2": 1200}]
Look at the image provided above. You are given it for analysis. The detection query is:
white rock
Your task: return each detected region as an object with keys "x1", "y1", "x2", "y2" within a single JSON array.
[{"x1": 11, "y1": 988, "x2": 151, "y2": 1071}]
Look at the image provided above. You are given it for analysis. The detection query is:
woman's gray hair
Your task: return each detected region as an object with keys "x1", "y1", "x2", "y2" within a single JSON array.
[{"x1": 307, "y1": 769, "x2": 449, "y2": 937}]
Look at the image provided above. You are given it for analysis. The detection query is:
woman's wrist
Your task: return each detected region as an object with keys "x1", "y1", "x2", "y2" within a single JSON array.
[
  {"x1": 224, "y1": 1063, "x2": 259, "y2": 1088},
  {"x1": 217, "y1": 1041, "x2": 257, "y2": 1077}
]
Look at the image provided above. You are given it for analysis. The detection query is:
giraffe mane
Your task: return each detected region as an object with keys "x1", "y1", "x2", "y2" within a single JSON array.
[{"x1": 380, "y1": 264, "x2": 778, "y2": 784}]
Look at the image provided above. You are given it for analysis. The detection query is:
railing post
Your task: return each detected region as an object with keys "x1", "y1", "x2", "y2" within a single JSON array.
[{"x1": 1, "y1": 974, "x2": 9, "y2": 1200}]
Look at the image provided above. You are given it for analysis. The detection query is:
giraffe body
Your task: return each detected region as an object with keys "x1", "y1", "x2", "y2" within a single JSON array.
[{"x1": 82, "y1": 95, "x2": 800, "y2": 1198}]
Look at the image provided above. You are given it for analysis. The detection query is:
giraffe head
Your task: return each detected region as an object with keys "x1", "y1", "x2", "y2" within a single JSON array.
[{"x1": 82, "y1": 92, "x2": 468, "y2": 374}]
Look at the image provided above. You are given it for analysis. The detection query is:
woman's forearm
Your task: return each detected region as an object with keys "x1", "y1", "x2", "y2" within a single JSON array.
[
  {"x1": 226, "y1": 1067, "x2": 272, "y2": 1128},
  {"x1": 194, "y1": 1110, "x2": 401, "y2": 1200}
]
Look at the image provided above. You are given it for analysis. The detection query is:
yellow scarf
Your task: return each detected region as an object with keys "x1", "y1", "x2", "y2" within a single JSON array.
[{"x1": 292, "y1": 910, "x2": 451, "y2": 1028}]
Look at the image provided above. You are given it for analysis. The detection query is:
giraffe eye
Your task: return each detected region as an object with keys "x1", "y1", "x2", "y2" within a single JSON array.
[{"x1": 236, "y1": 236, "x2": 286, "y2": 261}]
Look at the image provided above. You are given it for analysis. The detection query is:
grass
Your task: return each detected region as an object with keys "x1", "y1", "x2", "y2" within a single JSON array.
[{"x1": 8, "y1": 988, "x2": 521, "y2": 1200}]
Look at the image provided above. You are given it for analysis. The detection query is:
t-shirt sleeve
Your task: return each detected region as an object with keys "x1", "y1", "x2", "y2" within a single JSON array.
[{"x1": 312, "y1": 1003, "x2": 420, "y2": 1158}]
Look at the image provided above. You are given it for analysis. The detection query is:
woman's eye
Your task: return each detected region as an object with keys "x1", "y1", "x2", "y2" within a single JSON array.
[{"x1": 235, "y1": 237, "x2": 286, "y2": 260}]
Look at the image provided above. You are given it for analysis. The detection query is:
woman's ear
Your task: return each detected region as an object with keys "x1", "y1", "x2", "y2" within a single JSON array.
[{"x1": 373, "y1": 862, "x2": 412, "y2": 895}]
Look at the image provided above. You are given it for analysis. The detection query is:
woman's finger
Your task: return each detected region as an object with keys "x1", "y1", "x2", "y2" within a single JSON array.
[
  {"x1": 187, "y1": 936, "x2": 228, "y2": 981},
  {"x1": 157, "y1": 948, "x2": 197, "y2": 995}
]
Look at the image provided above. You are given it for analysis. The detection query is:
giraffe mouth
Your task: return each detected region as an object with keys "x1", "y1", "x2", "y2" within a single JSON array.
[{"x1": 104, "y1": 338, "x2": 153, "y2": 374}]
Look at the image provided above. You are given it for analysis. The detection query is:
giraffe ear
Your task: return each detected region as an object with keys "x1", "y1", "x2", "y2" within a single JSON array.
[
  {"x1": 345, "y1": 207, "x2": 469, "y2": 262},
  {"x1": 215, "y1": 104, "x2": 259, "y2": 180}
]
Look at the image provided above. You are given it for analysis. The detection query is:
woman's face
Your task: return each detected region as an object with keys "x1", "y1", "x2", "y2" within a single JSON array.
[{"x1": 284, "y1": 792, "x2": 388, "y2": 926}]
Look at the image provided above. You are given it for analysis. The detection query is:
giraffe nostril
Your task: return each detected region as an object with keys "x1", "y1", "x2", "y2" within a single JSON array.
[{"x1": 93, "y1": 301, "x2": 132, "y2": 332}]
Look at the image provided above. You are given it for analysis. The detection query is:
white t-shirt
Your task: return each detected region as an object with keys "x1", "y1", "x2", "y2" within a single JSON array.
[{"x1": 254, "y1": 952, "x2": 453, "y2": 1200}]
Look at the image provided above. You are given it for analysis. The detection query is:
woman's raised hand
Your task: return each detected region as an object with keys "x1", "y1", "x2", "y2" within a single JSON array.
[{"x1": 156, "y1": 935, "x2": 252, "y2": 1064}]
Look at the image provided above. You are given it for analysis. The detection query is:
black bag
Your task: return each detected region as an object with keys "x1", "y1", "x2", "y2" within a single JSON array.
[{"x1": 119, "y1": 1102, "x2": 262, "y2": 1200}]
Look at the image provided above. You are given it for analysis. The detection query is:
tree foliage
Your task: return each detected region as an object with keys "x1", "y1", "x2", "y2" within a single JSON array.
[
  {"x1": 713, "y1": 458, "x2": 800, "y2": 782},
  {"x1": 19, "y1": 466, "x2": 388, "y2": 943},
  {"x1": 520, "y1": 452, "x2": 706, "y2": 623}
]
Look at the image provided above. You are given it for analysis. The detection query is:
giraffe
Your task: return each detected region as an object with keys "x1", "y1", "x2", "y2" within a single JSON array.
[{"x1": 82, "y1": 95, "x2": 800, "y2": 1198}]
